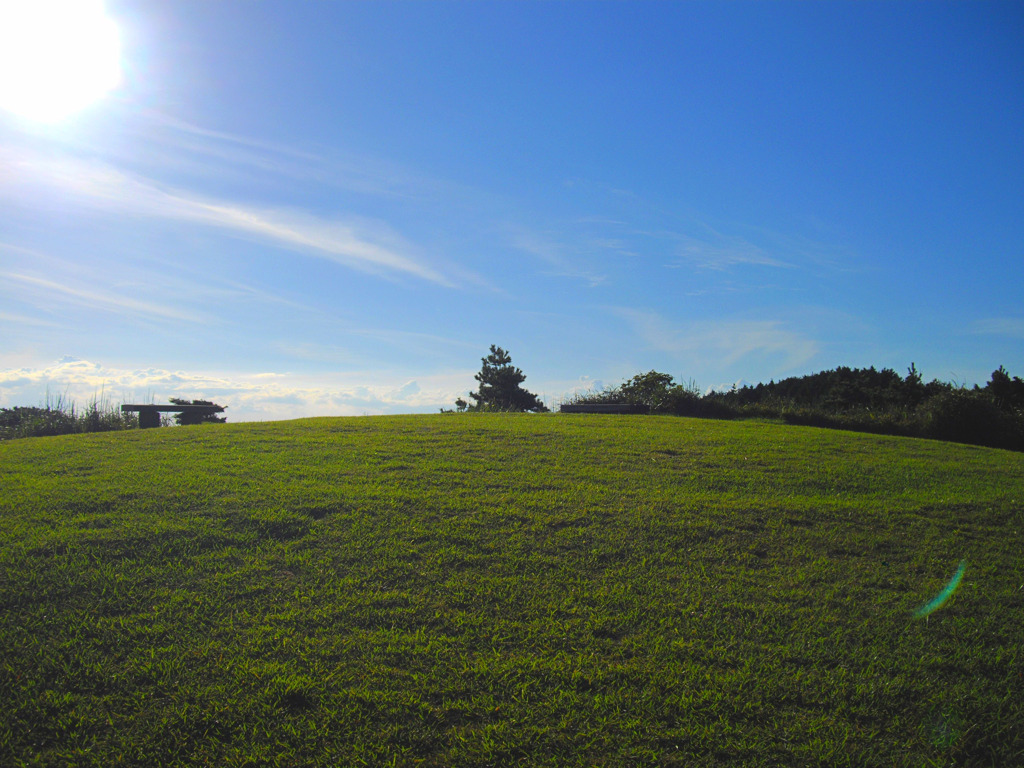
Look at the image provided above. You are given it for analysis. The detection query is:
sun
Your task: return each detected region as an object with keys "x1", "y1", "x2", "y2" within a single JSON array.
[{"x1": 0, "y1": 0, "x2": 122, "y2": 123}]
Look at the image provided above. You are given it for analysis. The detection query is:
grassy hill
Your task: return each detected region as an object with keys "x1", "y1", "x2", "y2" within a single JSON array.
[{"x1": 1, "y1": 414, "x2": 1022, "y2": 766}]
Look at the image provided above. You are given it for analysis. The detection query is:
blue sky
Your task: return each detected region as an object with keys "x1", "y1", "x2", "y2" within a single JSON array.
[{"x1": 2, "y1": 1, "x2": 1022, "y2": 420}]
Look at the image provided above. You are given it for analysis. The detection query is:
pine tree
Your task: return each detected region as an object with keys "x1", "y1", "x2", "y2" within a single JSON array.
[{"x1": 467, "y1": 345, "x2": 548, "y2": 412}]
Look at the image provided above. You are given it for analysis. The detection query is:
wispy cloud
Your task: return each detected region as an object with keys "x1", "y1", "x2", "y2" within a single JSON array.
[
  {"x1": 510, "y1": 229, "x2": 607, "y2": 287},
  {"x1": 968, "y1": 318, "x2": 1024, "y2": 339},
  {"x1": 272, "y1": 329, "x2": 478, "y2": 367},
  {"x1": 137, "y1": 109, "x2": 468, "y2": 202},
  {"x1": 671, "y1": 233, "x2": 793, "y2": 271},
  {"x1": 0, "y1": 146, "x2": 454, "y2": 286},
  {"x1": 173, "y1": 278, "x2": 315, "y2": 313},
  {"x1": 1, "y1": 245, "x2": 318, "y2": 331},
  {"x1": 614, "y1": 221, "x2": 792, "y2": 272},
  {"x1": 614, "y1": 308, "x2": 819, "y2": 370},
  {"x1": 143, "y1": 110, "x2": 323, "y2": 162},
  {"x1": 0, "y1": 310, "x2": 60, "y2": 327},
  {"x1": 353, "y1": 328, "x2": 481, "y2": 352},
  {"x1": 0, "y1": 240, "x2": 51, "y2": 259},
  {"x1": 2, "y1": 272, "x2": 206, "y2": 322},
  {"x1": 508, "y1": 209, "x2": 795, "y2": 289},
  {"x1": 556, "y1": 179, "x2": 849, "y2": 275}
]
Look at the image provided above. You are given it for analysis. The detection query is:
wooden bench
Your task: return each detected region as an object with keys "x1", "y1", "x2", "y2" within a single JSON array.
[
  {"x1": 120, "y1": 404, "x2": 226, "y2": 429},
  {"x1": 559, "y1": 403, "x2": 649, "y2": 415}
]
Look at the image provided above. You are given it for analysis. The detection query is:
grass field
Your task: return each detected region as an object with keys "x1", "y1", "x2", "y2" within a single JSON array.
[{"x1": 1, "y1": 414, "x2": 1022, "y2": 766}]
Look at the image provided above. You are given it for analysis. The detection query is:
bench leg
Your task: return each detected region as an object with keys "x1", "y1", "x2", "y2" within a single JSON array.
[{"x1": 138, "y1": 407, "x2": 160, "y2": 429}]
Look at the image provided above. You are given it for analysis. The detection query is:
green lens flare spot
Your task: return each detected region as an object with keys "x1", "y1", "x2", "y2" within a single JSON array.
[{"x1": 913, "y1": 560, "x2": 966, "y2": 619}]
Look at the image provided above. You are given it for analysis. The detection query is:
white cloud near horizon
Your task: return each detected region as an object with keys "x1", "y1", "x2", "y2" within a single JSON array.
[
  {"x1": 0, "y1": 146, "x2": 454, "y2": 286},
  {"x1": 0, "y1": 357, "x2": 475, "y2": 421}
]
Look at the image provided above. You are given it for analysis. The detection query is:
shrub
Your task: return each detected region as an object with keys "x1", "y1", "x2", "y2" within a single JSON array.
[
  {"x1": 920, "y1": 390, "x2": 1014, "y2": 449},
  {"x1": 0, "y1": 406, "x2": 76, "y2": 438},
  {"x1": 0, "y1": 395, "x2": 138, "y2": 440},
  {"x1": 560, "y1": 364, "x2": 1024, "y2": 452},
  {"x1": 168, "y1": 398, "x2": 228, "y2": 425}
]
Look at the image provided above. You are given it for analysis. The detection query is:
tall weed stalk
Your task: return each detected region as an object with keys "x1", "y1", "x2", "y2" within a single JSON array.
[{"x1": 0, "y1": 392, "x2": 138, "y2": 440}]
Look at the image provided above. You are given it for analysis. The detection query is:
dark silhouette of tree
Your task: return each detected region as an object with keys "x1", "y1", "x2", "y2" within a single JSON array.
[
  {"x1": 985, "y1": 366, "x2": 1024, "y2": 411},
  {"x1": 168, "y1": 398, "x2": 227, "y2": 425},
  {"x1": 711, "y1": 365, "x2": 939, "y2": 412},
  {"x1": 467, "y1": 345, "x2": 548, "y2": 412},
  {"x1": 618, "y1": 370, "x2": 679, "y2": 411},
  {"x1": 566, "y1": 362, "x2": 1024, "y2": 451}
]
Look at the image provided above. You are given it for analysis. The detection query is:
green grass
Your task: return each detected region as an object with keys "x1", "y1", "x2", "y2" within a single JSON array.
[{"x1": 1, "y1": 414, "x2": 1022, "y2": 766}]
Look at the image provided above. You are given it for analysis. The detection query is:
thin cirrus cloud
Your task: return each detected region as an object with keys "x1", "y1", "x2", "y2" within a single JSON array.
[
  {"x1": 510, "y1": 229, "x2": 608, "y2": 287},
  {"x1": 673, "y1": 235, "x2": 793, "y2": 271},
  {"x1": 0, "y1": 241, "x2": 276, "y2": 326},
  {"x1": 0, "y1": 146, "x2": 454, "y2": 286},
  {"x1": 273, "y1": 329, "x2": 479, "y2": 367},
  {"x1": 615, "y1": 308, "x2": 819, "y2": 371},
  {"x1": 139, "y1": 110, "x2": 452, "y2": 202},
  {"x1": 0, "y1": 310, "x2": 60, "y2": 327},
  {"x1": 968, "y1": 318, "x2": 1024, "y2": 339},
  {"x1": 2, "y1": 272, "x2": 207, "y2": 323},
  {"x1": 144, "y1": 110, "x2": 323, "y2": 163}
]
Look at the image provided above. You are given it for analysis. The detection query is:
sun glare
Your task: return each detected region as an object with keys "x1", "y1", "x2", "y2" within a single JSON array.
[{"x1": 0, "y1": 0, "x2": 122, "y2": 123}]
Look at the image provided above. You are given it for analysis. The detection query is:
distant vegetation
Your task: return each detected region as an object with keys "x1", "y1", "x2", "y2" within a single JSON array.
[
  {"x1": 0, "y1": 396, "x2": 227, "y2": 440},
  {"x1": 567, "y1": 365, "x2": 1024, "y2": 452},
  {"x1": 168, "y1": 397, "x2": 228, "y2": 425},
  {"x1": 0, "y1": 393, "x2": 137, "y2": 440},
  {"x1": 4, "y1": 356, "x2": 1022, "y2": 453}
]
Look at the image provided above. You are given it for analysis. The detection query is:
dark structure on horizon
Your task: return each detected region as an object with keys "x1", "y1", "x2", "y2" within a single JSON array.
[
  {"x1": 559, "y1": 403, "x2": 649, "y2": 415},
  {"x1": 121, "y1": 402, "x2": 226, "y2": 429}
]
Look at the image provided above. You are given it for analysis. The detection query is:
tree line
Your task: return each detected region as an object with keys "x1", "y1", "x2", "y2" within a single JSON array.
[
  {"x1": 563, "y1": 364, "x2": 1024, "y2": 451},
  {"x1": 450, "y1": 346, "x2": 1024, "y2": 451}
]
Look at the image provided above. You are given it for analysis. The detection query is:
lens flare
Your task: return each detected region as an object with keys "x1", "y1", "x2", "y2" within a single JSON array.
[{"x1": 913, "y1": 560, "x2": 966, "y2": 619}]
